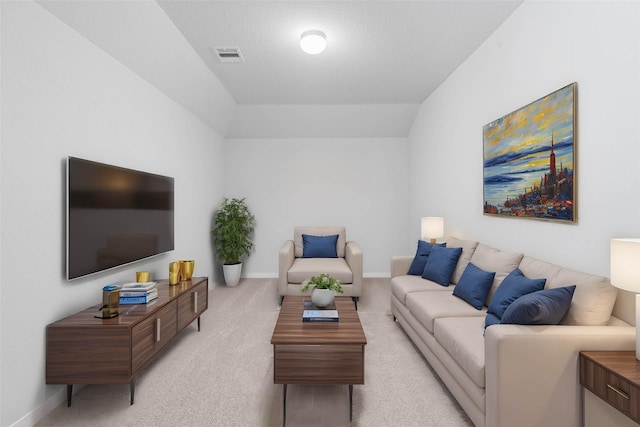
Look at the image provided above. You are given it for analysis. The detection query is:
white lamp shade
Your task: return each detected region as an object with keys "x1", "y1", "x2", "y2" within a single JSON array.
[
  {"x1": 610, "y1": 238, "x2": 640, "y2": 292},
  {"x1": 610, "y1": 238, "x2": 640, "y2": 361},
  {"x1": 300, "y1": 30, "x2": 326, "y2": 54},
  {"x1": 421, "y1": 217, "x2": 444, "y2": 241}
]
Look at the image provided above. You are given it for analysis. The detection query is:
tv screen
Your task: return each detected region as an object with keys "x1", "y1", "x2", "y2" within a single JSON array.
[{"x1": 66, "y1": 157, "x2": 174, "y2": 280}]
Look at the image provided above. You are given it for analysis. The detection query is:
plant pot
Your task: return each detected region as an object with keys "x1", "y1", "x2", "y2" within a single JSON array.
[
  {"x1": 311, "y1": 288, "x2": 335, "y2": 308},
  {"x1": 222, "y1": 263, "x2": 242, "y2": 287}
]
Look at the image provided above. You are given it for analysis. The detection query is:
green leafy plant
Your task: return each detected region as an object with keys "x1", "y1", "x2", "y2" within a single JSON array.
[
  {"x1": 211, "y1": 197, "x2": 255, "y2": 265},
  {"x1": 300, "y1": 273, "x2": 344, "y2": 294}
]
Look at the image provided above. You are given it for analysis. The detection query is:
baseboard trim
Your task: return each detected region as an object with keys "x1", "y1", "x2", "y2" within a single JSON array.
[
  {"x1": 10, "y1": 385, "x2": 83, "y2": 427},
  {"x1": 241, "y1": 273, "x2": 390, "y2": 279}
]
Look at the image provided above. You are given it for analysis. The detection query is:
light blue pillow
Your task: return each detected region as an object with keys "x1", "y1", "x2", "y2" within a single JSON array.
[
  {"x1": 501, "y1": 285, "x2": 576, "y2": 325},
  {"x1": 487, "y1": 268, "x2": 546, "y2": 319},
  {"x1": 407, "y1": 240, "x2": 446, "y2": 275},
  {"x1": 452, "y1": 262, "x2": 496, "y2": 310},
  {"x1": 302, "y1": 234, "x2": 338, "y2": 258},
  {"x1": 422, "y1": 245, "x2": 463, "y2": 287}
]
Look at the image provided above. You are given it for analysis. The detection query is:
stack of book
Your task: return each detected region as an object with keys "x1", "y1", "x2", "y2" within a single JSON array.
[
  {"x1": 119, "y1": 281, "x2": 158, "y2": 304},
  {"x1": 302, "y1": 301, "x2": 339, "y2": 322}
]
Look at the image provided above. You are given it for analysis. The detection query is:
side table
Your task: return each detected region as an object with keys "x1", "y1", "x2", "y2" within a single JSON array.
[{"x1": 579, "y1": 351, "x2": 640, "y2": 426}]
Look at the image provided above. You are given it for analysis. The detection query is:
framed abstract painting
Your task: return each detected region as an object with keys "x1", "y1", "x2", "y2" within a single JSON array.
[{"x1": 483, "y1": 83, "x2": 576, "y2": 223}]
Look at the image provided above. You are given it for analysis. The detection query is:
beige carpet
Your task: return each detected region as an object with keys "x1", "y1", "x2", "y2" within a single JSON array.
[{"x1": 37, "y1": 278, "x2": 473, "y2": 427}]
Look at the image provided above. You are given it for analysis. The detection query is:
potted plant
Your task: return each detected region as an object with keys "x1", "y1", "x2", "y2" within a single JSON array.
[
  {"x1": 300, "y1": 273, "x2": 344, "y2": 307},
  {"x1": 211, "y1": 197, "x2": 255, "y2": 286}
]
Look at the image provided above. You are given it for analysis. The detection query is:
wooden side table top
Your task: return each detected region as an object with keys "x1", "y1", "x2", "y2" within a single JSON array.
[
  {"x1": 581, "y1": 351, "x2": 640, "y2": 387},
  {"x1": 271, "y1": 296, "x2": 367, "y2": 346}
]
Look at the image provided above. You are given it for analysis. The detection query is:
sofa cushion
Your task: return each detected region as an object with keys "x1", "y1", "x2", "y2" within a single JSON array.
[
  {"x1": 294, "y1": 226, "x2": 346, "y2": 258},
  {"x1": 406, "y1": 291, "x2": 486, "y2": 333},
  {"x1": 453, "y1": 262, "x2": 496, "y2": 310},
  {"x1": 391, "y1": 275, "x2": 451, "y2": 304},
  {"x1": 519, "y1": 256, "x2": 618, "y2": 326},
  {"x1": 434, "y1": 316, "x2": 486, "y2": 388},
  {"x1": 287, "y1": 258, "x2": 353, "y2": 284},
  {"x1": 487, "y1": 268, "x2": 546, "y2": 320},
  {"x1": 469, "y1": 244, "x2": 524, "y2": 305},
  {"x1": 407, "y1": 240, "x2": 445, "y2": 275},
  {"x1": 302, "y1": 234, "x2": 338, "y2": 258},
  {"x1": 422, "y1": 245, "x2": 463, "y2": 286},
  {"x1": 501, "y1": 285, "x2": 576, "y2": 325},
  {"x1": 446, "y1": 236, "x2": 479, "y2": 284}
]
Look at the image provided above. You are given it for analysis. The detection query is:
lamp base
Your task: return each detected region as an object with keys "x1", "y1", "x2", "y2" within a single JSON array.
[
  {"x1": 636, "y1": 294, "x2": 640, "y2": 361},
  {"x1": 429, "y1": 238, "x2": 436, "y2": 244}
]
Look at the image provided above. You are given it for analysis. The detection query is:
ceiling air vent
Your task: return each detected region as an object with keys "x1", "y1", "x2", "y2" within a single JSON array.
[{"x1": 212, "y1": 47, "x2": 244, "y2": 63}]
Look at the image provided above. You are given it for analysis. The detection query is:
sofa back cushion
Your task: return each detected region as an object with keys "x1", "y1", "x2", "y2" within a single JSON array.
[
  {"x1": 469, "y1": 244, "x2": 524, "y2": 305},
  {"x1": 518, "y1": 256, "x2": 618, "y2": 326},
  {"x1": 446, "y1": 236, "x2": 479, "y2": 284},
  {"x1": 294, "y1": 226, "x2": 346, "y2": 258}
]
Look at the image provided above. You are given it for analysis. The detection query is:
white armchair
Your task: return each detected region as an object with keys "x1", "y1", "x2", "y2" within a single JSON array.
[{"x1": 278, "y1": 226, "x2": 363, "y2": 308}]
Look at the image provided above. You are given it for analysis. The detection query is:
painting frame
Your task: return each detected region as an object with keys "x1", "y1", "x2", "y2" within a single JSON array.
[{"x1": 483, "y1": 83, "x2": 577, "y2": 223}]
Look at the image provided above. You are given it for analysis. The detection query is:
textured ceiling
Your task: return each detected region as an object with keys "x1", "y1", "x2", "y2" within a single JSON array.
[{"x1": 158, "y1": 0, "x2": 523, "y2": 105}]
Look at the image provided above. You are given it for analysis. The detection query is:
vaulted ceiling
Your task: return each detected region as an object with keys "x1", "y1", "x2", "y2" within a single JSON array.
[{"x1": 37, "y1": 1, "x2": 523, "y2": 136}]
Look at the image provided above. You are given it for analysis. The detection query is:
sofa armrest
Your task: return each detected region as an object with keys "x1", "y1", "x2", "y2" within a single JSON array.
[
  {"x1": 278, "y1": 240, "x2": 295, "y2": 296},
  {"x1": 345, "y1": 241, "x2": 363, "y2": 296},
  {"x1": 391, "y1": 256, "x2": 413, "y2": 278},
  {"x1": 485, "y1": 324, "x2": 635, "y2": 427}
]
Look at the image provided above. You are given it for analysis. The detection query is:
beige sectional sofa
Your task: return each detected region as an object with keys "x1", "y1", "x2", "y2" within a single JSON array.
[{"x1": 390, "y1": 236, "x2": 636, "y2": 427}]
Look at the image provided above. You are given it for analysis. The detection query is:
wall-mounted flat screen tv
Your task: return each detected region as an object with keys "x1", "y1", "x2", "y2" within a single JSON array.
[{"x1": 66, "y1": 157, "x2": 174, "y2": 280}]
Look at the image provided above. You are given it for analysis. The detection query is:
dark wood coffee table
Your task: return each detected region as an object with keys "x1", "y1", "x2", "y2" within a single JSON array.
[{"x1": 271, "y1": 296, "x2": 367, "y2": 425}]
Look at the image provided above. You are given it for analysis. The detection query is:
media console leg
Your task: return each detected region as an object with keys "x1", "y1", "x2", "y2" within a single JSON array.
[
  {"x1": 197, "y1": 316, "x2": 201, "y2": 332},
  {"x1": 130, "y1": 381, "x2": 135, "y2": 405},
  {"x1": 283, "y1": 384, "x2": 287, "y2": 427},
  {"x1": 67, "y1": 384, "x2": 72, "y2": 407},
  {"x1": 349, "y1": 384, "x2": 353, "y2": 421}
]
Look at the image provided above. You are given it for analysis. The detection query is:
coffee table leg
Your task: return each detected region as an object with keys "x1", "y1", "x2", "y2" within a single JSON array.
[
  {"x1": 349, "y1": 384, "x2": 353, "y2": 421},
  {"x1": 283, "y1": 384, "x2": 287, "y2": 427}
]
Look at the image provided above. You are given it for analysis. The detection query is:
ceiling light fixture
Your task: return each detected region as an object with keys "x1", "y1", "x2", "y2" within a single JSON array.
[{"x1": 300, "y1": 30, "x2": 326, "y2": 55}]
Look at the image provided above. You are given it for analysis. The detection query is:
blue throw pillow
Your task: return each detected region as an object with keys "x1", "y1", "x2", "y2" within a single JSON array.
[
  {"x1": 452, "y1": 262, "x2": 496, "y2": 310},
  {"x1": 487, "y1": 268, "x2": 546, "y2": 319},
  {"x1": 485, "y1": 312, "x2": 501, "y2": 329},
  {"x1": 422, "y1": 245, "x2": 463, "y2": 286},
  {"x1": 302, "y1": 234, "x2": 338, "y2": 258},
  {"x1": 407, "y1": 240, "x2": 446, "y2": 275},
  {"x1": 501, "y1": 285, "x2": 576, "y2": 325}
]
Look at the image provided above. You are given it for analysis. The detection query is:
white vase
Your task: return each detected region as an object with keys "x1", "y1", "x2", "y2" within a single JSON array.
[
  {"x1": 311, "y1": 288, "x2": 335, "y2": 308},
  {"x1": 222, "y1": 263, "x2": 242, "y2": 287}
]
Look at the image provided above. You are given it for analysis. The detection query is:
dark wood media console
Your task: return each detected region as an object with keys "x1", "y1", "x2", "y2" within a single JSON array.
[{"x1": 46, "y1": 277, "x2": 208, "y2": 406}]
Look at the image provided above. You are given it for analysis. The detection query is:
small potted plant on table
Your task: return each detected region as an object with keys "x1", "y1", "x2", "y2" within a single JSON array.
[{"x1": 300, "y1": 273, "x2": 344, "y2": 307}]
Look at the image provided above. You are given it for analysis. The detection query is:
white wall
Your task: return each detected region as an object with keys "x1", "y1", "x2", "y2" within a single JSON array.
[
  {"x1": 0, "y1": 2, "x2": 228, "y2": 426},
  {"x1": 408, "y1": 0, "x2": 640, "y2": 278},
  {"x1": 224, "y1": 137, "x2": 409, "y2": 277}
]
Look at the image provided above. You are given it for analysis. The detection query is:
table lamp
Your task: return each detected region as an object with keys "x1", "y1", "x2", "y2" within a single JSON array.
[
  {"x1": 421, "y1": 217, "x2": 444, "y2": 244},
  {"x1": 610, "y1": 238, "x2": 640, "y2": 360}
]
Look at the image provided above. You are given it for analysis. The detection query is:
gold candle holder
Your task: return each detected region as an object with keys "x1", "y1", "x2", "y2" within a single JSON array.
[
  {"x1": 169, "y1": 261, "x2": 180, "y2": 285},
  {"x1": 179, "y1": 260, "x2": 195, "y2": 281},
  {"x1": 136, "y1": 271, "x2": 150, "y2": 283}
]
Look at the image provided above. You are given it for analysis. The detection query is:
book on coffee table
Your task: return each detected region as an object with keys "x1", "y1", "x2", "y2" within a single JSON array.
[
  {"x1": 303, "y1": 301, "x2": 336, "y2": 310},
  {"x1": 302, "y1": 309, "x2": 339, "y2": 322}
]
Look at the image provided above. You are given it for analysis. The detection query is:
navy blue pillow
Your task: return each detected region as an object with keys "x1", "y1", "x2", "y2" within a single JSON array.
[
  {"x1": 422, "y1": 245, "x2": 463, "y2": 287},
  {"x1": 501, "y1": 285, "x2": 576, "y2": 325},
  {"x1": 487, "y1": 268, "x2": 546, "y2": 319},
  {"x1": 302, "y1": 234, "x2": 338, "y2": 258},
  {"x1": 485, "y1": 312, "x2": 501, "y2": 329},
  {"x1": 407, "y1": 240, "x2": 445, "y2": 275},
  {"x1": 453, "y1": 262, "x2": 496, "y2": 310}
]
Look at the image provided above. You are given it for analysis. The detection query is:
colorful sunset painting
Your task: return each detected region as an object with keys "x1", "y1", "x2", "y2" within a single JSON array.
[{"x1": 483, "y1": 83, "x2": 576, "y2": 222}]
